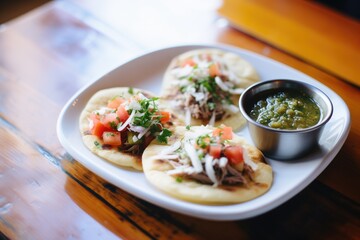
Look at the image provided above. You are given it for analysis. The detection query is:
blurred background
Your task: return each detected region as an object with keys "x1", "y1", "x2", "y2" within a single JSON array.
[
  {"x1": 0, "y1": 0, "x2": 359, "y2": 24},
  {"x1": 0, "y1": 0, "x2": 50, "y2": 23}
]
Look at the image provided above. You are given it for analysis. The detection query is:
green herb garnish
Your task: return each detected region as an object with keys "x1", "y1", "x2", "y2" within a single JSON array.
[
  {"x1": 109, "y1": 121, "x2": 117, "y2": 130},
  {"x1": 128, "y1": 87, "x2": 134, "y2": 95},
  {"x1": 157, "y1": 128, "x2": 172, "y2": 144},
  {"x1": 94, "y1": 141, "x2": 102, "y2": 149}
]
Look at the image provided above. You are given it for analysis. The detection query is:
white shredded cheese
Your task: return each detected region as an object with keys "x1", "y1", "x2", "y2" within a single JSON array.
[{"x1": 184, "y1": 142, "x2": 203, "y2": 173}]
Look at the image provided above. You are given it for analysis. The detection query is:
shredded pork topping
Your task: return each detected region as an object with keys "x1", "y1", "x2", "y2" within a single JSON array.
[
  {"x1": 152, "y1": 126, "x2": 257, "y2": 187},
  {"x1": 169, "y1": 53, "x2": 243, "y2": 122}
]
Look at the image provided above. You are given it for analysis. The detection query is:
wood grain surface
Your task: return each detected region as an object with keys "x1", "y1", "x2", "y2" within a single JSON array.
[
  {"x1": 218, "y1": 0, "x2": 360, "y2": 87},
  {"x1": 0, "y1": 0, "x2": 359, "y2": 239}
]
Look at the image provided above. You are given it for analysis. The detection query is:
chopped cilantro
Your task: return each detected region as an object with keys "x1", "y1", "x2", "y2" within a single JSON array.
[
  {"x1": 94, "y1": 141, "x2": 101, "y2": 149},
  {"x1": 199, "y1": 78, "x2": 216, "y2": 93},
  {"x1": 208, "y1": 102, "x2": 215, "y2": 111},
  {"x1": 196, "y1": 134, "x2": 211, "y2": 149},
  {"x1": 128, "y1": 87, "x2": 134, "y2": 95},
  {"x1": 176, "y1": 177, "x2": 183, "y2": 183},
  {"x1": 186, "y1": 125, "x2": 191, "y2": 130},
  {"x1": 180, "y1": 85, "x2": 187, "y2": 93},
  {"x1": 109, "y1": 121, "x2": 117, "y2": 130},
  {"x1": 157, "y1": 128, "x2": 172, "y2": 144}
]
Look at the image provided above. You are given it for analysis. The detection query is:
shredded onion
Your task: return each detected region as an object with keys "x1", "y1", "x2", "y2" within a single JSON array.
[
  {"x1": 95, "y1": 107, "x2": 112, "y2": 115},
  {"x1": 215, "y1": 76, "x2": 245, "y2": 95},
  {"x1": 208, "y1": 111, "x2": 216, "y2": 126},
  {"x1": 184, "y1": 142, "x2": 203, "y2": 173},
  {"x1": 224, "y1": 104, "x2": 239, "y2": 113},
  {"x1": 191, "y1": 92, "x2": 205, "y2": 101},
  {"x1": 117, "y1": 110, "x2": 135, "y2": 131},
  {"x1": 219, "y1": 157, "x2": 228, "y2": 168},
  {"x1": 167, "y1": 165, "x2": 196, "y2": 175},
  {"x1": 88, "y1": 118, "x2": 94, "y2": 130},
  {"x1": 243, "y1": 148, "x2": 258, "y2": 171},
  {"x1": 127, "y1": 100, "x2": 141, "y2": 111},
  {"x1": 205, "y1": 155, "x2": 218, "y2": 186},
  {"x1": 185, "y1": 108, "x2": 191, "y2": 126},
  {"x1": 215, "y1": 76, "x2": 229, "y2": 91},
  {"x1": 129, "y1": 125, "x2": 145, "y2": 133},
  {"x1": 147, "y1": 154, "x2": 179, "y2": 162},
  {"x1": 137, "y1": 127, "x2": 150, "y2": 139},
  {"x1": 228, "y1": 88, "x2": 245, "y2": 94},
  {"x1": 160, "y1": 141, "x2": 181, "y2": 155},
  {"x1": 137, "y1": 93, "x2": 149, "y2": 100}
]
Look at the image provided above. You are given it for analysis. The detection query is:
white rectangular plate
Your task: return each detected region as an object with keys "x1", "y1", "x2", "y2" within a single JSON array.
[{"x1": 57, "y1": 44, "x2": 350, "y2": 220}]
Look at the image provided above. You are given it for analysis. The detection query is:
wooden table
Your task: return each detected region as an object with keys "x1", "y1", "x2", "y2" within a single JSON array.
[{"x1": 0, "y1": 0, "x2": 359, "y2": 239}]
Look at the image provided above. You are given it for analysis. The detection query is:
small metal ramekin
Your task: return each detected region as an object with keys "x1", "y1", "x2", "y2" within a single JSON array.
[{"x1": 239, "y1": 79, "x2": 333, "y2": 160}]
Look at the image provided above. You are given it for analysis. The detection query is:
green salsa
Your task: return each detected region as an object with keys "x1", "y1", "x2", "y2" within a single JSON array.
[{"x1": 250, "y1": 90, "x2": 321, "y2": 130}]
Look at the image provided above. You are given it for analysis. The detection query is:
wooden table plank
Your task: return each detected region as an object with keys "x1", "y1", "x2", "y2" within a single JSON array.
[
  {"x1": 0, "y1": 125, "x2": 121, "y2": 240},
  {"x1": 61, "y1": 157, "x2": 360, "y2": 239},
  {"x1": 218, "y1": 0, "x2": 360, "y2": 87}
]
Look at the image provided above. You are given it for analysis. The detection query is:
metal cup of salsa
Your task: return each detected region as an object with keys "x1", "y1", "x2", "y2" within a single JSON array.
[{"x1": 239, "y1": 79, "x2": 333, "y2": 159}]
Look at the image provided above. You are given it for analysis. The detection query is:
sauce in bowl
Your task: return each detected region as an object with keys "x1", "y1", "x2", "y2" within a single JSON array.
[{"x1": 249, "y1": 90, "x2": 321, "y2": 130}]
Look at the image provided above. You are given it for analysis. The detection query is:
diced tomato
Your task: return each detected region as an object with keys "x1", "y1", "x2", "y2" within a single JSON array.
[
  {"x1": 209, "y1": 145, "x2": 222, "y2": 159},
  {"x1": 89, "y1": 113, "x2": 108, "y2": 137},
  {"x1": 107, "y1": 96, "x2": 126, "y2": 109},
  {"x1": 194, "y1": 136, "x2": 211, "y2": 150},
  {"x1": 159, "y1": 111, "x2": 171, "y2": 123},
  {"x1": 91, "y1": 121, "x2": 109, "y2": 138},
  {"x1": 181, "y1": 58, "x2": 196, "y2": 67},
  {"x1": 209, "y1": 63, "x2": 221, "y2": 77},
  {"x1": 116, "y1": 105, "x2": 130, "y2": 123},
  {"x1": 100, "y1": 113, "x2": 120, "y2": 130},
  {"x1": 220, "y1": 126, "x2": 233, "y2": 140},
  {"x1": 213, "y1": 126, "x2": 233, "y2": 140},
  {"x1": 224, "y1": 146, "x2": 244, "y2": 165},
  {"x1": 102, "y1": 131, "x2": 122, "y2": 146},
  {"x1": 90, "y1": 112, "x2": 100, "y2": 121}
]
